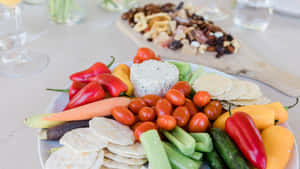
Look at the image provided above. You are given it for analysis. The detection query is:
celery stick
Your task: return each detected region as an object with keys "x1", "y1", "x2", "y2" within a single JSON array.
[
  {"x1": 191, "y1": 133, "x2": 213, "y2": 153},
  {"x1": 163, "y1": 142, "x2": 202, "y2": 169},
  {"x1": 189, "y1": 151, "x2": 203, "y2": 161},
  {"x1": 162, "y1": 126, "x2": 196, "y2": 156},
  {"x1": 140, "y1": 130, "x2": 172, "y2": 169}
]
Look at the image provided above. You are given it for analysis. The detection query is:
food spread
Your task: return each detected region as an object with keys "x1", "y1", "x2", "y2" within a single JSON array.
[
  {"x1": 121, "y1": 2, "x2": 240, "y2": 58},
  {"x1": 25, "y1": 47, "x2": 296, "y2": 169}
]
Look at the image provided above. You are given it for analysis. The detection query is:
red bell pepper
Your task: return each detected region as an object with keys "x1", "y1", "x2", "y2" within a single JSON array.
[
  {"x1": 133, "y1": 47, "x2": 161, "y2": 64},
  {"x1": 46, "y1": 81, "x2": 87, "y2": 100},
  {"x1": 88, "y1": 73, "x2": 128, "y2": 97},
  {"x1": 68, "y1": 82, "x2": 88, "y2": 100},
  {"x1": 64, "y1": 81, "x2": 105, "y2": 110},
  {"x1": 225, "y1": 111, "x2": 267, "y2": 169},
  {"x1": 70, "y1": 56, "x2": 115, "y2": 82}
]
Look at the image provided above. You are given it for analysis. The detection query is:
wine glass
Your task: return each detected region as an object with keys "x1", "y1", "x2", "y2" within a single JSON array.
[
  {"x1": 0, "y1": 0, "x2": 49, "y2": 77},
  {"x1": 197, "y1": 0, "x2": 230, "y2": 21}
]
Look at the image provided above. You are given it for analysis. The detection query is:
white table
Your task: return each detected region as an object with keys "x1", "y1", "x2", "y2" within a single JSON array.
[{"x1": 0, "y1": 2, "x2": 299, "y2": 169}]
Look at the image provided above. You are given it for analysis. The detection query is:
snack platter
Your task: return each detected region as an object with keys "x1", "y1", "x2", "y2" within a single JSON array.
[{"x1": 25, "y1": 47, "x2": 299, "y2": 169}]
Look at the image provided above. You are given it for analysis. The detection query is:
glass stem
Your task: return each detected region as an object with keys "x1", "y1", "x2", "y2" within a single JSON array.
[{"x1": 3, "y1": 6, "x2": 26, "y2": 63}]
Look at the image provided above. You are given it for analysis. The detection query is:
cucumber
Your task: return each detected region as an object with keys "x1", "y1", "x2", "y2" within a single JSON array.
[
  {"x1": 163, "y1": 142, "x2": 202, "y2": 169},
  {"x1": 210, "y1": 128, "x2": 249, "y2": 169},
  {"x1": 140, "y1": 130, "x2": 172, "y2": 169},
  {"x1": 204, "y1": 150, "x2": 227, "y2": 169},
  {"x1": 169, "y1": 61, "x2": 192, "y2": 82},
  {"x1": 162, "y1": 127, "x2": 196, "y2": 156},
  {"x1": 191, "y1": 133, "x2": 213, "y2": 152},
  {"x1": 24, "y1": 113, "x2": 65, "y2": 129},
  {"x1": 39, "y1": 120, "x2": 89, "y2": 140}
]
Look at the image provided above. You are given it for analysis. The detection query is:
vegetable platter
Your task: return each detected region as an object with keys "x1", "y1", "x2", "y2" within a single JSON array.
[{"x1": 25, "y1": 48, "x2": 299, "y2": 169}]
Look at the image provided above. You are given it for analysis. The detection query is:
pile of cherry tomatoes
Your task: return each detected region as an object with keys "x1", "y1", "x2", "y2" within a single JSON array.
[{"x1": 112, "y1": 81, "x2": 224, "y2": 141}]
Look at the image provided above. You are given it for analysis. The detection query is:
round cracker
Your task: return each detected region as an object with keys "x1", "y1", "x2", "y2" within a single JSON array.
[
  {"x1": 107, "y1": 143, "x2": 145, "y2": 156},
  {"x1": 192, "y1": 73, "x2": 232, "y2": 97},
  {"x1": 229, "y1": 97, "x2": 271, "y2": 106},
  {"x1": 213, "y1": 79, "x2": 247, "y2": 100},
  {"x1": 89, "y1": 117, "x2": 135, "y2": 146},
  {"x1": 104, "y1": 150, "x2": 147, "y2": 165},
  {"x1": 90, "y1": 150, "x2": 105, "y2": 169},
  {"x1": 237, "y1": 81, "x2": 262, "y2": 100},
  {"x1": 103, "y1": 158, "x2": 142, "y2": 169},
  {"x1": 60, "y1": 128, "x2": 107, "y2": 153},
  {"x1": 45, "y1": 146, "x2": 98, "y2": 169}
]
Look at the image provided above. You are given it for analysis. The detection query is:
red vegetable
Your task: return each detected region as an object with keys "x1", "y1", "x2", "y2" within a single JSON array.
[
  {"x1": 112, "y1": 106, "x2": 135, "y2": 126},
  {"x1": 134, "y1": 121, "x2": 157, "y2": 142},
  {"x1": 225, "y1": 111, "x2": 267, "y2": 169},
  {"x1": 133, "y1": 48, "x2": 161, "y2": 64},
  {"x1": 171, "y1": 81, "x2": 191, "y2": 96},
  {"x1": 193, "y1": 91, "x2": 211, "y2": 107},
  {"x1": 156, "y1": 115, "x2": 176, "y2": 131},
  {"x1": 165, "y1": 89, "x2": 185, "y2": 106},
  {"x1": 64, "y1": 81, "x2": 105, "y2": 110},
  {"x1": 188, "y1": 113, "x2": 209, "y2": 132},
  {"x1": 68, "y1": 82, "x2": 88, "y2": 100},
  {"x1": 70, "y1": 56, "x2": 115, "y2": 82},
  {"x1": 88, "y1": 73, "x2": 128, "y2": 97}
]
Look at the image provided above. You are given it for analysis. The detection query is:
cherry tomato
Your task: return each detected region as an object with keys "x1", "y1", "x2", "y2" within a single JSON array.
[
  {"x1": 156, "y1": 115, "x2": 177, "y2": 131},
  {"x1": 193, "y1": 91, "x2": 211, "y2": 107},
  {"x1": 142, "y1": 94, "x2": 161, "y2": 107},
  {"x1": 133, "y1": 48, "x2": 161, "y2": 64},
  {"x1": 138, "y1": 107, "x2": 156, "y2": 121},
  {"x1": 184, "y1": 98, "x2": 198, "y2": 116},
  {"x1": 129, "y1": 98, "x2": 147, "y2": 114},
  {"x1": 172, "y1": 81, "x2": 192, "y2": 96},
  {"x1": 131, "y1": 121, "x2": 143, "y2": 131},
  {"x1": 172, "y1": 106, "x2": 190, "y2": 127},
  {"x1": 188, "y1": 113, "x2": 209, "y2": 132},
  {"x1": 166, "y1": 89, "x2": 185, "y2": 106},
  {"x1": 204, "y1": 100, "x2": 223, "y2": 120},
  {"x1": 155, "y1": 98, "x2": 173, "y2": 116},
  {"x1": 112, "y1": 106, "x2": 135, "y2": 126},
  {"x1": 134, "y1": 122, "x2": 157, "y2": 142}
]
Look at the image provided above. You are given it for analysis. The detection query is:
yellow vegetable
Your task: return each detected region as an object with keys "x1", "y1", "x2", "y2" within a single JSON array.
[
  {"x1": 261, "y1": 126, "x2": 295, "y2": 169},
  {"x1": 265, "y1": 102, "x2": 288, "y2": 124},
  {"x1": 112, "y1": 64, "x2": 133, "y2": 96},
  {"x1": 213, "y1": 105, "x2": 275, "y2": 130}
]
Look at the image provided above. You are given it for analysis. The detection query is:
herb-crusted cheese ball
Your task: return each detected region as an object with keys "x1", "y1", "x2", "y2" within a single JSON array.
[{"x1": 130, "y1": 60, "x2": 179, "y2": 97}]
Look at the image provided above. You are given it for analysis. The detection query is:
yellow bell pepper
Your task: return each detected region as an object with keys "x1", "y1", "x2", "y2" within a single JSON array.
[
  {"x1": 213, "y1": 104, "x2": 275, "y2": 130},
  {"x1": 261, "y1": 126, "x2": 295, "y2": 169},
  {"x1": 112, "y1": 64, "x2": 133, "y2": 96}
]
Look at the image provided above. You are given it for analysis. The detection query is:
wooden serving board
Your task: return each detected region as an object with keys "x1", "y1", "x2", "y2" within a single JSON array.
[{"x1": 116, "y1": 19, "x2": 300, "y2": 97}]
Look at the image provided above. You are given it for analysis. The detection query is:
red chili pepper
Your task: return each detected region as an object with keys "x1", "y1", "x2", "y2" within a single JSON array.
[
  {"x1": 64, "y1": 81, "x2": 105, "y2": 110},
  {"x1": 70, "y1": 56, "x2": 115, "y2": 82},
  {"x1": 225, "y1": 111, "x2": 267, "y2": 169},
  {"x1": 46, "y1": 81, "x2": 88, "y2": 100},
  {"x1": 88, "y1": 73, "x2": 128, "y2": 97},
  {"x1": 133, "y1": 47, "x2": 161, "y2": 64}
]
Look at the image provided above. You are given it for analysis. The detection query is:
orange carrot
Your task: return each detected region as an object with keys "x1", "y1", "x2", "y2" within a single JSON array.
[{"x1": 43, "y1": 97, "x2": 131, "y2": 122}]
